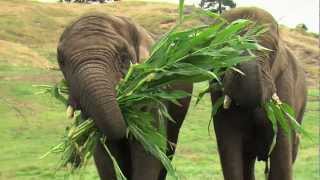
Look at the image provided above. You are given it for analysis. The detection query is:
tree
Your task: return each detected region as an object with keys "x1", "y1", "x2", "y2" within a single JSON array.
[
  {"x1": 296, "y1": 23, "x2": 308, "y2": 32},
  {"x1": 199, "y1": 0, "x2": 236, "y2": 13},
  {"x1": 59, "y1": 0, "x2": 111, "y2": 3}
]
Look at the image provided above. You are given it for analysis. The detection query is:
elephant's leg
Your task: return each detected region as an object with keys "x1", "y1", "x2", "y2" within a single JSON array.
[
  {"x1": 268, "y1": 131, "x2": 293, "y2": 180},
  {"x1": 292, "y1": 106, "x2": 305, "y2": 163},
  {"x1": 268, "y1": 81, "x2": 295, "y2": 180},
  {"x1": 94, "y1": 143, "x2": 115, "y2": 180},
  {"x1": 158, "y1": 83, "x2": 193, "y2": 180},
  {"x1": 157, "y1": 111, "x2": 184, "y2": 180},
  {"x1": 242, "y1": 153, "x2": 255, "y2": 180},
  {"x1": 94, "y1": 140, "x2": 130, "y2": 180},
  {"x1": 291, "y1": 133, "x2": 300, "y2": 163},
  {"x1": 214, "y1": 112, "x2": 245, "y2": 180},
  {"x1": 215, "y1": 130, "x2": 244, "y2": 180},
  {"x1": 130, "y1": 140, "x2": 162, "y2": 180}
]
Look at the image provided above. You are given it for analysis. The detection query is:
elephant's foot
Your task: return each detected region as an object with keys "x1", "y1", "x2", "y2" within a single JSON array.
[{"x1": 242, "y1": 154, "x2": 256, "y2": 180}]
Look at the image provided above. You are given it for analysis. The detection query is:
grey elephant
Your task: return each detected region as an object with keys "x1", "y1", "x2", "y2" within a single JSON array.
[
  {"x1": 210, "y1": 7, "x2": 307, "y2": 180},
  {"x1": 57, "y1": 13, "x2": 192, "y2": 180}
]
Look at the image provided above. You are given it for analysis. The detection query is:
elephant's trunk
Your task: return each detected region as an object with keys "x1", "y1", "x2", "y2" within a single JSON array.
[
  {"x1": 223, "y1": 59, "x2": 276, "y2": 108},
  {"x1": 223, "y1": 60, "x2": 263, "y2": 108},
  {"x1": 70, "y1": 62, "x2": 126, "y2": 140}
]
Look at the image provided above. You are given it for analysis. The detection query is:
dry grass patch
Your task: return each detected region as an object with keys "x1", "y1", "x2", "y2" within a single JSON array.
[
  {"x1": 280, "y1": 27, "x2": 319, "y2": 88},
  {"x1": 0, "y1": 40, "x2": 52, "y2": 69}
]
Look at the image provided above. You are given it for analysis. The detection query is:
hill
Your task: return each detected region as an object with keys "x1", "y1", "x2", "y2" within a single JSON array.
[
  {"x1": 0, "y1": 0, "x2": 318, "y2": 179},
  {"x1": 0, "y1": 0, "x2": 318, "y2": 86}
]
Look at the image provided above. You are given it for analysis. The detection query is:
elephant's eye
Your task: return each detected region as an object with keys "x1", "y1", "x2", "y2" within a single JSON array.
[
  {"x1": 120, "y1": 53, "x2": 130, "y2": 64},
  {"x1": 119, "y1": 53, "x2": 131, "y2": 75}
]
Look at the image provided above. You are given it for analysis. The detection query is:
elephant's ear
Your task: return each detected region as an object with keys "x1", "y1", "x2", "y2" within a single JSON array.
[
  {"x1": 118, "y1": 47, "x2": 136, "y2": 77},
  {"x1": 138, "y1": 46, "x2": 150, "y2": 63},
  {"x1": 136, "y1": 26, "x2": 155, "y2": 63},
  {"x1": 271, "y1": 39, "x2": 289, "y2": 80},
  {"x1": 126, "y1": 45, "x2": 138, "y2": 64}
]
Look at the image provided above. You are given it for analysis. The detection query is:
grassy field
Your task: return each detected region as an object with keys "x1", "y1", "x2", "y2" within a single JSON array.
[{"x1": 0, "y1": 0, "x2": 318, "y2": 179}]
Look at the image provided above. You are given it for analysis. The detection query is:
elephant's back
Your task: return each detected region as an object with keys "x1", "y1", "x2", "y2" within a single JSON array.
[
  {"x1": 222, "y1": 7, "x2": 279, "y2": 52},
  {"x1": 285, "y1": 44, "x2": 307, "y2": 119},
  {"x1": 222, "y1": 7, "x2": 278, "y2": 27}
]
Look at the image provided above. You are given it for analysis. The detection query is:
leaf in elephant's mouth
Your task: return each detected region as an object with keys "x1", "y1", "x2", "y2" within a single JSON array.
[{"x1": 263, "y1": 94, "x2": 310, "y2": 157}]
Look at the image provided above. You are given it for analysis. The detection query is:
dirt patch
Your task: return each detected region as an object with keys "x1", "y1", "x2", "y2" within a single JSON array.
[
  {"x1": 0, "y1": 70, "x2": 62, "y2": 84},
  {"x1": 0, "y1": 40, "x2": 53, "y2": 69},
  {"x1": 159, "y1": 18, "x2": 176, "y2": 29}
]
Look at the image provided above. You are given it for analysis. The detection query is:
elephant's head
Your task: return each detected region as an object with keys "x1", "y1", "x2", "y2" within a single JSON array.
[
  {"x1": 57, "y1": 14, "x2": 153, "y2": 140},
  {"x1": 221, "y1": 7, "x2": 282, "y2": 109}
]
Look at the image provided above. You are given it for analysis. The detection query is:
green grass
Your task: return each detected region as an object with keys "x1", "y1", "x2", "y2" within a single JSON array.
[
  {"x1": 0, "y1": 0, "x2": 318, "y2": 179},
  {"x1": 0, "y1": 77, "x2": 318, "y2": 179}
]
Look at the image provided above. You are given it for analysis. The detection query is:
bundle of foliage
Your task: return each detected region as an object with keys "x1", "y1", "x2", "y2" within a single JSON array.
[{"x1": 41, "y1": 1, "x2": 307, "y2": 179}]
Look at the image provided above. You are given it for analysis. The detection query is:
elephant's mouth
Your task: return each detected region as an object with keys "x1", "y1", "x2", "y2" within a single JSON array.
[{"x1": 222, "y1": 92, "x2": 281, "y2": 110}]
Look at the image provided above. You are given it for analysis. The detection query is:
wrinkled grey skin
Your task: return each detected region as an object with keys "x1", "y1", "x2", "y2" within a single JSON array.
[
  {"x1": 210, "y1": 7, "x2": 307, "y2": 180},
  {"x1": 57, "y1": 13, "x2": 192, "y2": 180}
]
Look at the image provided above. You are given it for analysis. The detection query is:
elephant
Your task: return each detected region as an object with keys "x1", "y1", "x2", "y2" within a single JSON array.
[
  {"x1": 210, "y1": 7, "x2": 307, "y2": 180},
  {"x1": 57, "y1": 13, "x2": 192, "y2": 180}
]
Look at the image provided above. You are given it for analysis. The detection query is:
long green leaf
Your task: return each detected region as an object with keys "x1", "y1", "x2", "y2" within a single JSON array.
[{"x1": 264, "y1": 101, "x2": 278, "y2": 156}]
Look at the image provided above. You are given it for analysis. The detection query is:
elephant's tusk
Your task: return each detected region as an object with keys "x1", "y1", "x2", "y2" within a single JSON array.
[
  {"x1": 66, "y1": 105, "x2": 75, "y2": 119},
  {"x1": 223, "y1": 95, "x2": 232, "y2": 109},
  {"x1": 272, "y1": 93, "x2": 282, "y2": 105}
]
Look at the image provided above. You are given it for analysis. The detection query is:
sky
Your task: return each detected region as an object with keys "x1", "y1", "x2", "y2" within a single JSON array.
[{"x1": 162, "y1": 0, "x2": 320, "y2": 33}]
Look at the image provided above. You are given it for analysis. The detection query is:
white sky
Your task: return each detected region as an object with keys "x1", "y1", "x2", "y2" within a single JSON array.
[{"x1": 158, "y1": 0, "x2": 320, "y2": 33}]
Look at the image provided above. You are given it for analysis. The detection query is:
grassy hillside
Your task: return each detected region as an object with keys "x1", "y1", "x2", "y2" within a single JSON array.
[
  {"x1": 280, "y1": 27, "x2": 319, "y2": 87},
  {"x1": 0, "y1": 0, "x2": 318, "y2": 179}
]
